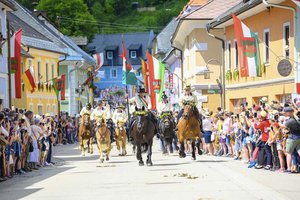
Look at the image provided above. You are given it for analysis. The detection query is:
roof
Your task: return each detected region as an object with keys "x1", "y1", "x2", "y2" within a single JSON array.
[
  {"x1": 0, "y1": 0, "x2": 16, "y2": 11},
  {"x1": 22, "y1": 36, "x2": 66, "y2": 54},
  {"x1": 184, "y1": 0, "x2": 242, "y2": 20},
  {"x1": 188, "y1": 0, "x2": 209, "y2": 6},
  {"x1": 21, "y1": 48, "x2": 34, "y2": 58},
  {"x1": 207, "y1": 0, "x2": 263, "y2": 29},
  {"x1": 87, "y1": 32, "x2": 155, "y2": 66},
  {"x1": 178, "y1": 0, "x2": 208, "y2": 18},
  {"x1": 155, "y1": 18, "x2": 178, "y2": 54},
  {"x1": 10, "y1": 0, "x2": 68, "y2": 53},
  {"x1": 128, "y1": 44, "x2": 141, "y2": 50}
]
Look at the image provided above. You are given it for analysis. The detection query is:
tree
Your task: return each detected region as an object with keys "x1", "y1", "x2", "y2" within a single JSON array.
[{"x1": 37, "y1": 0, "x2": 98, "y2": 40}]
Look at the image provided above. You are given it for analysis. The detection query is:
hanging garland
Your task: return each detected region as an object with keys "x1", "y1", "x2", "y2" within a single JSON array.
[
  {"x1": 233, "y1": 69, "x2": 239, "y2": 80},
  {"x1": 225, "y1": 70, "x2": 232, "y2": 81}
]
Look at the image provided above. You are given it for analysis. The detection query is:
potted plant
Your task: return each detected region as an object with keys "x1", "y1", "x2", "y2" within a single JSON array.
[
  {"x1": 233, "y1": 69, "x2": 239, "y2": 80},
  {"x1": 225, "y1": 70, "x2": 232, "y2": 81}
]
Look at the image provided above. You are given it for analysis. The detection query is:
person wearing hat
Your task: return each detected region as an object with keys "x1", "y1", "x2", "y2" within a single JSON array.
[
  {"x1": 253, "y1": 110, "x2": 272, "y2": 170},
  {"x1": 112, "y1": 104, "x2": 128, "y2": 125},
  {"x1": 202, "y1": 111, "x2": 214, "y2": 155},
  {"x1": 101, "y1": 98, "x2": 112, "y2": 121},
  {"x1": 91, "y1": 101, "x2": 107, "y2": 124},
  {"x1": 280, "y1": 106, "x2": 300, "y2": 173},
  {"x1": 157, "y1": 92, "x2": 172, "y2": 117},
  {"x1": 177, "y1": 85, "x2": 199, "y2": 121},
  {"x1": 135, "y1": 87, "x2": 151, "y2": 110},
  {"x1": 80, "y1": 103, "x2": 93, "y2": 116}
]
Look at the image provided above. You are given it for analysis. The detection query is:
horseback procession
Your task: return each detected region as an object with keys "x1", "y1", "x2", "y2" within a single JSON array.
[{"x1": 78, "y1": 85, "x2": 203, "y2": 166}]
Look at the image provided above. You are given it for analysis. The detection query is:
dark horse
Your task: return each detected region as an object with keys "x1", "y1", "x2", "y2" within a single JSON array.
[
  {"x1": 177, "y1": 104, "x2": 202, "y2": 160},
  {"x1": 131, "y1": 108, "x2": 156, "y2": 166},
  {"x1": 159, "y1": 111, "x2": 175, "y2": 154}
]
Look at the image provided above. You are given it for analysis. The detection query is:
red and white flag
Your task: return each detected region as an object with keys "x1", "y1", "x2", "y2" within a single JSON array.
[
  {"x1": 10, "y1": 29, "x2": 22, "y2": 99},
  {"x1": 93, "y1": 52, "x2": 104, "y2": 72}
]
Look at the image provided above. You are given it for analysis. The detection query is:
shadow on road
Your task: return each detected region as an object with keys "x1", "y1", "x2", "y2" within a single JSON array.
[
  {"x1": 196, "y1": 160, "x2": 228, "y2": 163},
  {"x1": 0, "y1": 166, "x2": 73, "y2": 200}
]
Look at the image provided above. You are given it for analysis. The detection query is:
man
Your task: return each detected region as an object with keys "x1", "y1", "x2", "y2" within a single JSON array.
[
  {"x1": 133, "y1": 87, "x2": 157, "y2": 132},
  {"x1": 280, "y1": 107, "x2": 300, "y2": 173},
  {"x1": 101, "y1": 98, "x2": 112, "y2": 120},
  {"x1": 91, "y1": 101, "x2": 107, "y2": 124},
  {"x1": 0, "y1": 112, "x2": 9, "y2": 181},
  {"x1": 177, "y1": 85, "x2": 199, "y2": 122},
  {"x1": 112, "y1": 105, "x2": 128, "y2": 125},
  {"x1": 157, "y1": 92, "x2": 172, "y2": 117},
  {"x1": 80, "y1": 103, "x2": 93, "y2": 116}
]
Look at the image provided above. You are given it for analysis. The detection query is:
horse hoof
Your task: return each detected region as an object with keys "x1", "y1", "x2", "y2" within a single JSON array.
[
  {"x1": 139, "y1": 161, "x2": 144, "y2": 166},
  {"x1": 100, "y1": 159, "x2": 104, "y2": 163},
  {"x1": 106, "y1": 157, "x2": 109, "y2": 161},
  {"x1": 192, "y1": 157, "x2": 196, "y2": 161}
]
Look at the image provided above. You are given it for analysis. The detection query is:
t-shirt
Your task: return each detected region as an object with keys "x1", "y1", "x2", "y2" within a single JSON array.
[
  {"x1": 254, "y1": 119, "x2": 270, "y2": 142},
  {"x1": 285, "y1": 117, "x2": 300, "y2": 136},
  {"x1": 203, "y1": 117, "x2": 213, "y2": 131}
]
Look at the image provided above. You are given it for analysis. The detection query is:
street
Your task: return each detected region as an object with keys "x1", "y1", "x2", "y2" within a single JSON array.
[{"x1": 0, "y1": 140, "x2": 299, "y2": 200}]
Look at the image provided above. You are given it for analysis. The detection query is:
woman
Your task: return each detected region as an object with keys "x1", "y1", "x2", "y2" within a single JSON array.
[
  {"x1": 28, "y1": 118, "x2": 43, "y2": 170},
  {"x1": 223, "y1": 112, "x2": 233, "y2": 156},
  {"x1": 202, "y1": 111, "x2": 214, "y2": 155}
]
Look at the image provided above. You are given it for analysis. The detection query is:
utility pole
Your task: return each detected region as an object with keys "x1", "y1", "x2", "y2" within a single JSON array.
[{"x1": 7, "y1": 19, "x2": 12, "y2": 108}]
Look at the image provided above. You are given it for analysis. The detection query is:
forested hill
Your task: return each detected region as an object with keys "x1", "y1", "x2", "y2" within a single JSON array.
[{"x1": 18, "y1": 0, "x2": 188, "y2": 40}]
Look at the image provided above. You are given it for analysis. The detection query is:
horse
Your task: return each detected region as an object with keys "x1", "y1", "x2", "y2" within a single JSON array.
[
  {"x1": 131, "y1": 108, "x2": 156, "y2": 166},
  {"x1": 159, "y1": 111, "x2": 175, "y2": 154},
  {"x1": 115, "y1": 120, "x2": 127, "y2": 156},
  {"x1": 95, "y1": 117, "x2": 111, "y2": 163},
  {"x1": 177, "y1": 104, "x2": 201, "y2": 160},
  {"x1": 78, "y1": 114, "x2": 93, "y2": 156}
]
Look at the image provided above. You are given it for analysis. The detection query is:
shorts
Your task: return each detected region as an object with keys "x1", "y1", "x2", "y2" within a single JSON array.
[
  {"x1": 235, "y1": 139, "x2": 242, "y2": 151},
  {"x1": 220, "y1": 135, "x2": 226, "y2": 144},
  {"x1": 225, "y1": 135, "x2": 231, "y2": 145},
  {"x1": 203, "y1": 131, "x2": 212, "y2": 144},
  {"x1": 286, "y1": 138, "x2": 300, "y2": 154},
  {"x1": 41, "y1": 151, "x2": 46, "y2": 158},
  {"x1": 276, "y1": 142, "x2": 283, "y2": 151}
]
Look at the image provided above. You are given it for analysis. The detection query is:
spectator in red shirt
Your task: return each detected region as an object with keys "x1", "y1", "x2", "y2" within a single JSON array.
[{"x1": 254, "y1": 110, "x2": 272, "y2": 170}]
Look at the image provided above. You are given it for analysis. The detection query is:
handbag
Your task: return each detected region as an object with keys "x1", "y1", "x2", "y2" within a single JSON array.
[{"x1": 29, "y1": 141, "x2": 34, "y2": 152}]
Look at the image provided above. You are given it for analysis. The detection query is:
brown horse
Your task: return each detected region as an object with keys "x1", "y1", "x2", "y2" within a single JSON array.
[
  {"x1": 78, "y1": 114, "x2": 93, "y2": 156},
  {"x1": 96, "y1": 118, "x2": 111, "y2": 163},
  {"x1": 115, "y1": 120, "x2": 127, "y2": 156},
  {"x1": 177, "y1": 104, "x2": 201, "y2": 160}
]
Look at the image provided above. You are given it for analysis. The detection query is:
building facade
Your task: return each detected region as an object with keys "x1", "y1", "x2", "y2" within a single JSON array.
[
  {"x1": 0, "y1": 0, "x2": 15, "y2": 109},
  {"x1": 208, "y1": 0, "x2": 297, "y2": 113}
]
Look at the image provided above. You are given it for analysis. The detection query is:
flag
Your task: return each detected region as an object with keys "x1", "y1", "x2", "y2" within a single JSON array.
[
  {"x1": 121, "y1": 38, "x2": 136, "y2": 85},
  {"x1": 293, "y1": 0, "x2": 300, "y2": 7},
  {"x1": 146, "y1": 52, "x2": 165, "y2": 110},
  {"x1": 10, "y1": 29, "x2": 22, "y2": 98},
  {"x1": 140, "y1": 58, "x2": 148, "y2": 93},
  {"x1": 232, "y1": 14, "x2": 262, "y2": 77},
  {"x1": 22, "y1": 68, "x2": 36, "y2": 93},
  {"x1": 93, "y1": 52, "x2": 104, "y2": 72},
  {"x1": 52, "y1": 74, "x2": 66, "y2": 100}
]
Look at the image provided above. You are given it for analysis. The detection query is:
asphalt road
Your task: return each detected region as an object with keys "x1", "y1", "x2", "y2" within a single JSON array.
[{"x1": 1, "y1": 140, "x2": 299, "y2": 200}]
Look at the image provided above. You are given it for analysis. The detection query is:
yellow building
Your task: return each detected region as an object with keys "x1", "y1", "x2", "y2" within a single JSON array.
[
  {"x1": 207, "y1": 0, "x2": 297, "y2": 113},
  {"x1": 9, "y1": 1, "x2": 67, "y2": 115},
  {"x1": 172, "y1": 0, "x2": 241, "y2": 112}
]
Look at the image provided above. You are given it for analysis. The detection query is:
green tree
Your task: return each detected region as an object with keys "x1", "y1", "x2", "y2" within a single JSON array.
[{"x1": 37, "y1": 0, "x2": 98, "y2": 40}]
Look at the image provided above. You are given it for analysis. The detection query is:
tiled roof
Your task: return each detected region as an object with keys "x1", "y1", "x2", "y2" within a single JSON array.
[
  {"x1": 156, "y1": 18, "x2": 178, "y2": 54},
  {"x1": 188, "y1": 0, "x2": 209, "y2": 6},
  {"x1": 185, "y1": 0, "x2": 243, "y2": 19},
  {"x1": 0, "y1": 0, "x2": 16, "y2": 10}
]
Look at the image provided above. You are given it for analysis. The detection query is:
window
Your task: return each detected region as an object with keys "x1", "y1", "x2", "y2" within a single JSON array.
[
  {"x1": 52, "y1": 104, "x2": 56, "y2": 115},
  {"x1": 283, "y1": 22, "x2": 290, "y2": 58},
  {"x1": 264, "y1": 29, "x2": 270, "y2": 64},
  {"x1": 46, "y1": 104, "x2": 50, "y2": 113},
  {"x1": 234, "y1": 40, "x2": 238, "y2": 68},
  {"x1": 111, "y1": 69, "x2": 117, "y2": 78},
  {"x1": 106, "y1": 51, "x2": 113, "y2": 60},
  {"x1": 130, "y1": 51, "x2": 137, "y2": 59},
  {"x1": 37, "y1": 105, "x2": 43, "y2": 115},
  {"x1": 46, "y1": 62, "x2": 49, "y2": 81},
  {"x1": 28, "y1": 59, "x2": 32, "y2": 69},
  {"x1": 52, "y1": 63, "x2": 55, "y2": 79},
  {"x1": 37, "y1": 61, "x2": 42, "y2": 82},
  {"x1": 227, "y1": 41, "x2": 231, "y2": 70}
]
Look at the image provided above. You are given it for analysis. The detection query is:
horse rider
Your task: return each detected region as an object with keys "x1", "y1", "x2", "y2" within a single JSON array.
[
  {"x1": 91, "y1": 101, "x2": 107, "y2": 125},
  {"x1": 80, "y1": 103, "x2": 93, "y2": 116},
  {"x1": 112, "y1": 104, "x2": 128, "y2": 126},
  {"x1": 134, "y1": 87, "x2": 158, "y2": 132},
  {"x1": 101, "y1": 98, "x2": 112, "y2": 121},
  {"x1": 157, "y1": 92, "x2": 173, "y2": 117},
  {"x1": 177, "y1": 85, "x2": 200, "y2": 122}
]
